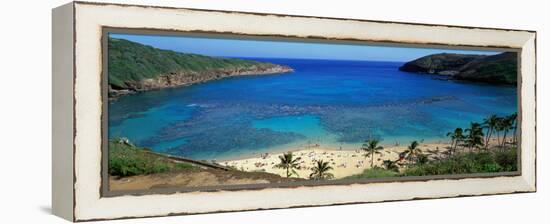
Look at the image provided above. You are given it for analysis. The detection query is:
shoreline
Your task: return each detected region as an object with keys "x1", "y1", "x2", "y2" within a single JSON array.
[
  {"x1": 219, "y1": 137, "x2": 508, "y2": 179},
  {"x1": 216, "y1": 138, "x2": 450, "y2": 162},
  {"x1": 109, "y1": 136, "x2": 516, "y2": 190},
  {"x1": 218, "y1": 140, "x2": 452, "y2": 179},
  {"x1": 109, "y1": 64, "x2": 293, "y2": 99}
]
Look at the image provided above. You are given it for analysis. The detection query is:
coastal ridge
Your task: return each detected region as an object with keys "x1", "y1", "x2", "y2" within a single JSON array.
[
  {"x1": 108, "y1": 38, "x2": 293, "y2": 98},
  {"x1": 399, "y1": 52, "x2": 517, "y2": 84}
]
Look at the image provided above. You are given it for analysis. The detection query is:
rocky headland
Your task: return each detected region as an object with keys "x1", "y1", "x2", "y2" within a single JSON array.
[
  {"x1": 399, "y1": 52, "x2": 517, "y2": 85},
  {"x1": 108, "y1": 38, "x2": 293, "y2": 98}
]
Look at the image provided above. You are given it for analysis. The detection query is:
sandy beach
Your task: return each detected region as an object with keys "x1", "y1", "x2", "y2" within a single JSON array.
[
  {"x1": 221, "y1": 136, "x2": 512, "y2": 179},
  {"x1": 109, "y1": 137, "x2": 513, "y2": 191},
  {"x1": 221, "y1": 141, "x2": 453, "y2": 179}
]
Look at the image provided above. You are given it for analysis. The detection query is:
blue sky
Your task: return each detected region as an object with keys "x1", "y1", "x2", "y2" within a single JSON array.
[{"x1": 110, "y1": 33, "x2": 501, "y2": 62}]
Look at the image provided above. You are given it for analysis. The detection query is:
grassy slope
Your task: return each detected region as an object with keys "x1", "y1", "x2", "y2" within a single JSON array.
[
  {"x1": 108, "y1": 38, "x2": 273, "y2": 89},
  {"x1": 342, "y1": 148, "x2": 517, "y2": 180},
  {"x1": 108, "y1": 139, "x2": 309, "y2": 190},
  {"x1": 109, "y1": 140, "x2": 196, "y2": 177}
]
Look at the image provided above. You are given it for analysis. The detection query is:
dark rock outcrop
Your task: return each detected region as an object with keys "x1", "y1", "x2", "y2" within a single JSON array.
[{"x1": 399, "y1": 52, "x2": 517, "y2": 84}]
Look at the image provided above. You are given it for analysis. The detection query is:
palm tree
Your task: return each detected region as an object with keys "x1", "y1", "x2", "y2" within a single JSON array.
[
  {"x1": 403, "y1": 141, "x2": 422, "y2": 166},
  {"x1": 483, "y1": 114, "x2": 499, "y2": 148},
  {"x1": 274, "y1": 152, "x2": 302, "y2": 178},
  {"x1": 382, "y1": 159, "x2": 399, "y2": 172},
  {"x1": 309, "y1": 160, "x2": 334, "y2": 180},
  {"x1": 500, "y1": 115, "x2": 514, "y2": 147},
  {"x1": 361, "y1": 139, "x2": 384, "y2": 168},
  {"x1": 494, "y1": 117, "x2": 506, "y2": 146},
  {"x1": 446, "y1": 128, "x2": 464, "y2": 154},
  {"x1": 509, "y1": 112, "x2": 518, "y2": 144},
  {"x1": 465, "y1": 122, "x2": 484, "y2": 151}
]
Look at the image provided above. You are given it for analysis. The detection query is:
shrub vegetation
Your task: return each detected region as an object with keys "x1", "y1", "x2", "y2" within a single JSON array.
[
  {"x1": 403, "y1": 148, "x2": 517, "y2": 176},
  {"x1": 343, "y1": 113, "x2": 518, "y2": 180},
  {"x1": 109, "y1": 139, "x2": 196, "y2": 177}
]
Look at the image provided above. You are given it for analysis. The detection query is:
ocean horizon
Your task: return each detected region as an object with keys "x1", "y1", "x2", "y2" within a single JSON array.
[{"x1": 108, "y1": 57, "x2": 517, "y2": 160}]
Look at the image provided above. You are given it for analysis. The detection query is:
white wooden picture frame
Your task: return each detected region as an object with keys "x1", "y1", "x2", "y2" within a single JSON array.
[{"x1": 52, "y1": 1, "x2": 536, "y2": 221}]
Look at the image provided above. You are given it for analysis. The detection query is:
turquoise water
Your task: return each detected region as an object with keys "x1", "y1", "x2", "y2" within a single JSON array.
[
  {"x1": 108, "y1": 58, "x2": 517, "y2": 160},
  {"x1": 252, "y1": 115, "x2": 328, "y2": 138}
]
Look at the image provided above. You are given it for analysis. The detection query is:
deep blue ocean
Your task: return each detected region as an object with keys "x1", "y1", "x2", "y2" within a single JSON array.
[{"x1": 108, "y1": 58, "x2": 517, "y2": 160}]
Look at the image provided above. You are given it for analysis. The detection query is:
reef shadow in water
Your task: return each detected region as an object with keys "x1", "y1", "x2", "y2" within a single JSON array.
[
  {"x1": 141, "y1": 104, "x2": 306, "y2": 159},
  {"x1": 139, "y1": 95, "x2": 459, "y2": 159}
]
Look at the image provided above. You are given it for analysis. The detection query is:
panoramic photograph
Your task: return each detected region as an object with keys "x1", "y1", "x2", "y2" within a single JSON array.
[{"x1": 106, "y1": 33, "x2": 519, "y2": 191}]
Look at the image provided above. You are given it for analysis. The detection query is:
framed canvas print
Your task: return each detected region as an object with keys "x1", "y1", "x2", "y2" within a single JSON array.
[{"x1": 52, "y1": 1, "x2": 537, "y2": 222}]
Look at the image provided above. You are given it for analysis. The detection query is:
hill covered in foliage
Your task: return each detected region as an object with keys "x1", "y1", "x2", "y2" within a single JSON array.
[
  {"x1": 108, "y1": 38, "x2": 293, "y2": 97},
  {"x1": 399, "y1": 52, "x2": 517, "y2": 84}
]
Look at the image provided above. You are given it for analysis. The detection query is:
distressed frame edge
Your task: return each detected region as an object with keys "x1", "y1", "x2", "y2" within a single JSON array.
[
  {"x1": 52, "y1": 2, "x2": 76, "y2": 222},
  {"x1": 69, "y1": 2, "x2": 537, "y2": 221},
  {"x1": 83, "y1": 190, "x2": 536, "y2": 223},
  {"x1": 519, "y1": 32, "x2": 537, "y2": 192},
  {"x1": 75, "y1": 0, "x2": 536, "y2": 33}
]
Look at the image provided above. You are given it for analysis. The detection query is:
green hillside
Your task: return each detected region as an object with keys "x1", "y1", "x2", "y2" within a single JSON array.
[
  {"x1": 399, "y1": 52, "x2": 518, "y2": 84},
  {"x1": 108, "y1": 38, "x2": 285, "y2": 89},
  {"x1": 454, "y1": 52, "x2": 518, "y2": 84}
]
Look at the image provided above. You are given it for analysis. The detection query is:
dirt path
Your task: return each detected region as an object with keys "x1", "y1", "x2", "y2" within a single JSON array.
[{"x1": 110, "y1": 167, "x2": 303, "y2": 191}]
